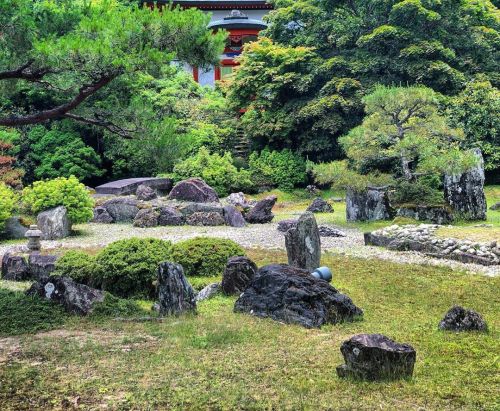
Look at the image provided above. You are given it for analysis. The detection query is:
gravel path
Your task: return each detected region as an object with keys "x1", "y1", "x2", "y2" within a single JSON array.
[{"x1": 1, "y1": 222, "x2": 498, "y2": 277}]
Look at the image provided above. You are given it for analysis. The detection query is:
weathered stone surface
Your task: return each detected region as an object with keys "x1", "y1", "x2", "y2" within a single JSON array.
[
  {"x1": 277, "y1": 219, "x2": 297, "y2": 233},
  {"x1": 318, "y1": 226, "x2": 346, "y2": 237},
  {"x1": 157, "y1": 262, "x2": 196, "y2": 316},
  {"x1": 1, "y1": 253, "x2": 29, "y2": 281},
  {"x1": 285, "y1": 212, "x2": 321, "y2": 271},
  {"x1": 226, "y1": 192, "x2": 252, "y2": 210},
  {"x1": 223, "y1": 205, "x2": 246, "y2": 227},
  {"x1": 28, "y1": 253, "x2": 58, "y2": 281},
  {"x1": 490, "y1": 202, "x2": 500, "y2": 211},
  {"x1": 244, "y1": 195, "x2": 277, "y2": 224},
  {"x1": 158, "y1": 206, "x2": 185, "y2": 226},
  {"x1": 92, "y1": 206, "x2": 114, "y2": 223},
  {"x1": 2, "y1": 217, "x2": 28, "y2": 239},
  {"x1": 222, "y1": 256, "x2": 257, "y2": 295},
  {"x1": 346, "y1": 187, "x2": 394, "y2": 222},
  {"x1": 397, "y1": 205, "x2": 453, "y2": 225},
  {"x1": 95, "y1": 177, "x2": 173, "y2": 196},
  {"x1": 186, "y1": 211, "x2": 226, "y2": 226},
  {"x1": 195, "y1": 283, "x2": 220, "y2": 302},
  {"x1": 133, "y1": 208, "x2": 159, "y2": 228},
  {"x1": 26, "y1": 276, "x2": 105, "y2": 315},
  {"x1": 234, "y1": 264, "x2": 363, "y2": 328},
  {"x1": 337, "y1": 334, "x2": 416, "y2": 381},
  {"x1": 135, "y1": 184, "x2": 157, "y2": 201},
  {"x1": 168, "y1": 178, "x2": 219, "y2": 203},
  {"x1": 439, "y1": 306, "x2": 487, "y2": 332},
  {"x1": 444, "y1": 148, "x2": 487, "y2": 221},
  {"x1": 101, "y1": 197, "x2": 139, "y2": 222},
  {"x1": 37, "y1": 206, "x2": 71, "y2": 240},
  {"x1": 307, "y1": 197, "x2": 333, "y2": 213},
  {"x1": 178, "y1": 202, "x2": 223, "y2": 217}
]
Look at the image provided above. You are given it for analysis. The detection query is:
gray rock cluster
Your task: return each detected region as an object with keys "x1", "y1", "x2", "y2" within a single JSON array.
[{"x1": 366, "y1": 224, "x2": 499, "y2": 266}]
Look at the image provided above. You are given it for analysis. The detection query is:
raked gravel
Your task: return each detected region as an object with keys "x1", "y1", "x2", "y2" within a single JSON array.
[{"x1": 1, "y1": 222, "x2": 498, "y2": 277}]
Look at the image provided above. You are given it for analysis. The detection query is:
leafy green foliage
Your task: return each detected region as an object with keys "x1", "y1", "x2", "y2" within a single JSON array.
[
  {"x1": 52, "y1": 250, "x2": 96, "y2": 285},
  {"x1": 390, "y1": 179, "x2": 444, "y2": 206},
  {"x1": 0, "y1": 183, "x2": 17, "y2": 231},
  {"x1": 22, "y1": 176, "x2": 94, "y2": 224},
  {"x1": 248, "y1": 148, "x2": 306, "y2": 190},
  {"x1": 172, "y1": 147, "x2": 253, "y2": 196},
  {"x1": 90, "y1": 293, "x2": 145, "y2": 318},
  {"x1": 95, "y1": 238, "x2": 173, "y2": 298},
  {"x1": 171, "y1": 237, "x2": 244, "y2": 277},
  {"x1": 25, "y1": 125, "x2": 102, "y2": 181}
]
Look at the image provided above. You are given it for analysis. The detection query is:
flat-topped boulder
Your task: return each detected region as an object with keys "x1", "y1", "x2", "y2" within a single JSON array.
[
  {"x1": 168, "y1": 178, "x2": 219, "y2": 203},
  {"x1": 95, "y1": 177, "x2": 173, "y2": 196}
]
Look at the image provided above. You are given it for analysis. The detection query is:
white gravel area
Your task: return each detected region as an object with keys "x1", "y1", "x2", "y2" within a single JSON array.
[{"x1": 1, "y1": 222, "x2": 498, "y2": 277}]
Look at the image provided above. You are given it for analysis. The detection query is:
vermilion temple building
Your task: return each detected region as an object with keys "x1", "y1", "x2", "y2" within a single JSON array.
[{"x1": 144, "y1": 0, "x2": 273, "y2": 86}]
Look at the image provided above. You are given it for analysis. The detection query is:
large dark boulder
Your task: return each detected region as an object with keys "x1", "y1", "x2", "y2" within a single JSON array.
[
  {"x1": 439, "y1": 306, "x2": 487, "y2": 332},
  {"x1": 168, "y1": 178, "x2": 219, "y2": 203},
  {"x1": 346, "y1": 187, "x2": 394, "y2": 222},
  {"x1": 28, "y1": 253, "x2": 58, "y2": 281},
  {"x1": 2, "y1": 217, "x2": 28, "y2": 239},
  {"x1": 186, "y1": 211, "x2": 225, "y2": 226},
  {"x1": 285, "y1": 212, "x2": 321, "y2": 271},
  {"x1": 307, "y1": 197, "x2": 333, "y2": 213},
  {"x1": 92, "y1": 206, "x2": 114, "y2": 224},
  {"x1": 26, "y1": 276, "x2": 105, "y2": 315},
  {"x1": 158, "y1": 206, "x2": 185, "y2": 226},
  {"x1": 244, "y1": 195, "x2": 277, "y2": 224},
  {"x1": 133, "y1": 208, "x2": 159, "y2": 228},
  {"x1": 1, "y1": 253, "x2": 29, "y2": 281},
  {"x1": 234, "y1": 264, "x2": 363, "y2": 328},
  {"x1": 337, "y1": 334, "x2": 416, "y2": 381},
  {"x1": 37, "y1": 206, "x2": 71, "y2": 240},
  {"x1": 135, "y1": 184, "x2": 157, "y2": 201},
  {"x1": 157, "y1": 262, "x2": 196, "y2": 316},
  {"x1": 397, "y1": 205, "x2": 453, "y2": 225},
  {"x1": 222, "y1": 256, "x2": 258, "y2": 295},
  {"x1": 223, "y1": 205, "x2": 246, "y2": 227},
  {"x1": 444, "y1": 148, "x2": 487, "y2": 221},
  {"x1": 101, "y1": 197, "x2": 139, "y2": 222}
]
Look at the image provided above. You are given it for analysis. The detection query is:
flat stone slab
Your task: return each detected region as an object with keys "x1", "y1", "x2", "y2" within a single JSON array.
[{"x1": 94, "y1": 178, "x2": 173, "y2": 196}]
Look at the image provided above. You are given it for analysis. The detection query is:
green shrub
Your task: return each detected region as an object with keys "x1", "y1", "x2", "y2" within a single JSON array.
[
  {"x1": 248, "y1": 148, "x2": 306, "y2": 191},
  {"x1": 390, "y1": 178, "x2": 444, "y2": 206},
  {"x1": 172, "y1": 147, "x2": 253, "y2": 196},
  {"x1": 95, "y1": 238, "x2": 173, "y2": 298},
  {"x1": 91, "y1": 293, "x2": 146, "y2": 318},
  {"x1": 171, "y1": 237, "x2": 244, "y2": 277},
  {"x1": 22, "y1": 176, "x2": 94, "y2": 224},
  {"x1": 0, "y1": 183, "x2": 17, "y2": 231},
  {"x1": 52, "y1": 250, "x2": 96, "y2": 285}
]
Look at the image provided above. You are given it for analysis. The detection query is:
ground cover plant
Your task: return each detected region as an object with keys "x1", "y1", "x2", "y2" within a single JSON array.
[{"x1": 0, "y1": 250, "x2": 497, "y2": 409}]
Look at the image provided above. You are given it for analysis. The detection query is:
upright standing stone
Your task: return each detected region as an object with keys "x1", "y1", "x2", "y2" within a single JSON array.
[
  {"x1": 285, "y1": 212, "x2": 321, "y2": 271},
  {"x1": 346, "y1": 187, "x2": 394, "y2": 222},
  {"x1": 444, "y1": 148, "x2": 487, "y2": 220},
  {"x1": 223, "y1": 205, "x2": 246, "y2": 227},
  {"x1": 222, "y1": 256, "x2": 258, "y2": 295},
  {"x1": 157, "y1": 262, "x2": 196, "y2": 316},
  {"x1": 37, "y1": 206, "x2": 71, "y2": 240}
]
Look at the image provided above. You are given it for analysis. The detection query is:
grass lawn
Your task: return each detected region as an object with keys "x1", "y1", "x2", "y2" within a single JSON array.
[{"x1": 0, "y1": 249, "x2": 498, "y2": 410}]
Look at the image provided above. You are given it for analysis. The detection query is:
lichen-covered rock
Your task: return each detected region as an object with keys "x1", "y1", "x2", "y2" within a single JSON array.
[
  {"x1": 26, "y1": 276, "x2": 105, "y2": 315},
  {"x1": 157, "y1": 262, "x2": 196, "y2": 316},
  {"x1": 133, "y1": 208, "x2": 159, "y2": 228},
  {"x1": 307, "y1": 197, "x2": 333, "y2": 213},
  {"x1": 277, "y1": 219, "x2": 297, "y2": 233},
  {"x1": 37, "y1": 206, "x2": 71, "y2": 240},
  {"x1": 28, "y1": 253, "x2": 58, "y2": 281},
  {"x1": 318, "y1": 226, "x2": 346, "y2": 237},
  {"x1": 168, "y1": 178, "x2": 219, "y2": 203},
  {"x1": 1, "y1": 253, "x2": 29, "y2": 281},
  {"x1": 234, "y1": 264, "x2": 363, "y2": 328},
  {"x1": 101, "y1": 197, "x2": 139, "y2": 222},
  {"x1": 195, "y1": 283, "x2": 220, "y2": 302},
  {"x1": 337, "y1": 334, "x2": 416, "y2": 381},
  {"x1": 244, "y1": 195, "x2": 277, "y2": 224},
  {"x1": 226, "y1": 192, "x2": 252, "y2": 210},
  {"x1": 285, "y1": 212, "x2": 321, "y2": 271},
  {"x1": 222, "y1": 256, "x2": 257, "y2": 295},
  {"x1": 223, "y1": 205, "x2": 246, "y2": 227},
  {"x1": 346, "y1": 187, "x2": 394, "y2": 222},
  {"x1": 158, "y1": 206, "x2": 185, "y2": 226},
  {"x1": 444, "y1": 148, "x2": 487, "y2": 221},
  {"x1": 135, "y1": 184, "x2": 157, "y2": 201},
  {"x1": 178, "y1": 202, "x2": 223, "y2": 217},
  {"x1": 439, "y1": 306, "x2": 487, "y2": 332},
  {"x1": 92, "y1": 206, "x2": 114, "y2": 223},
  {"x1": 396, "y1": 205, "x2": 453, "y2": 225},
  {"x1": 186, "y1": 211, "x2": 225, "y2": 226},
  {"x1": 2, "y1": 216, "x2": 28, "y2": 239}
]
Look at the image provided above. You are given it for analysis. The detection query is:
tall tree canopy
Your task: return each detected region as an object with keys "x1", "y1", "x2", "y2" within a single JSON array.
[{"x1": 0, "y1": 0, "x2": 225, "y2": 132}]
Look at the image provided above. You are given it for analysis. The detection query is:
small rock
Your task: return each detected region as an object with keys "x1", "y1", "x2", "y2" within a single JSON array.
[
  {"x1": 222, "y1": 256, "x2": 257, "y2": 295},
  {"x1": 158, "y1": 206, "x2": 185, "y2": 226},
  {"x1": 277, "y1": 219, "x2": 297, "y2": 233},
  {"x1": 135, "y1": 184, "x2": 157, "y2": 201},
  {"x1": 92, "y1": 207, "x2": 114, "y2": 224},
  {"x1": 1, "y1": 253, "x2": 29, "y2": 281},
  {"x1": 28, "y1": 253, "x2": 58, "y2": 281},
  {"x1": 439, "y1": 306, "x2": 487, "y2": 332},
  {"x1": 195, "y1": 283, "x2": 220, "y2": 302},
  {"x1": 133, "y1": 208, "x2": 159, "y2": 228},
  {"x1": 223, "y1": 205, "x2": 246, "y2": 228},
  {"x1": 318, "y1": 226, "x2": 346, "y2": 238},
  {"x1": 306, "y1": 197, "x2": 333, "y2": 213}
]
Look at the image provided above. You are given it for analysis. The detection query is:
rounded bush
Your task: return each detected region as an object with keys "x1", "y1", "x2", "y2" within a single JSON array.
[
  {"x1": 52, "y1": 250, "x2": 96, "y2": 285},
  {"x1": 95, "y1": 238, "x2": 173, "y2": 298},
  {"x1": 22, "y1": 176, "x2": 94, "y2": 224},
  {"x1": 0, "y1": 183, "x2": 17, "y2": 231},
  {"x1": 171, "y1": 237, "x2": 244, "y2": 277}
]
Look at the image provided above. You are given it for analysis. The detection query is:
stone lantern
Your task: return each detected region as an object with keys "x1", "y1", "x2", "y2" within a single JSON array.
[{"x1": 25, "y1": 225, "x2": 42, "y2": 252}]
